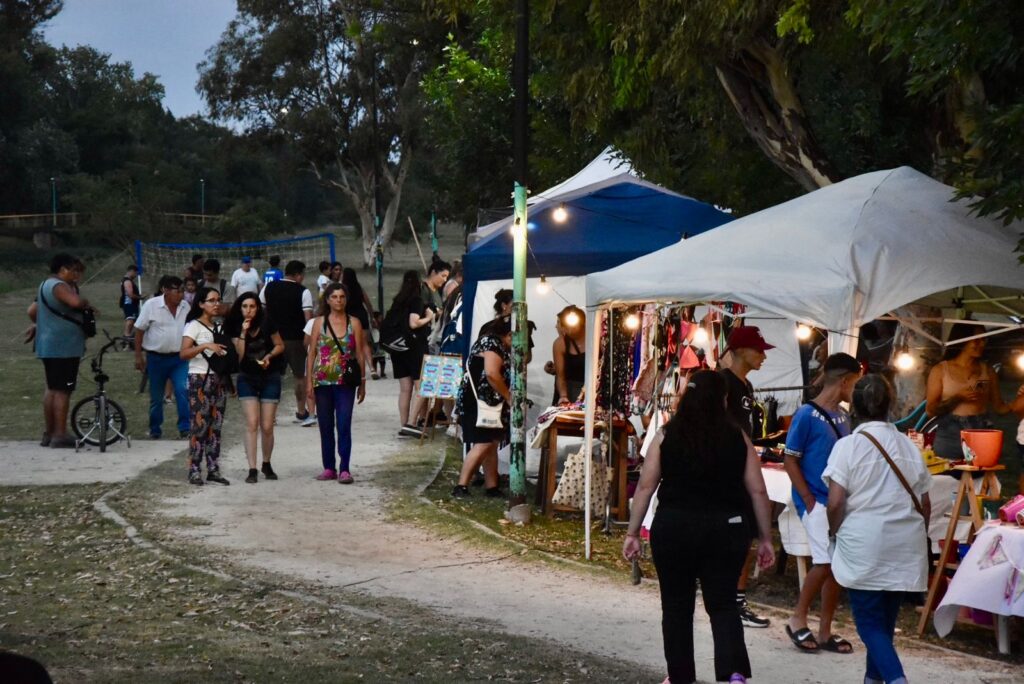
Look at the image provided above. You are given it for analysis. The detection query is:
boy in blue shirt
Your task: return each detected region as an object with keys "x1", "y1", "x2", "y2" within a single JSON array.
[
  {"x1": 784, "y1": 352, "x2": 861, "y2": 653},
  {"x1": 262, "y1": 255, "x2": 283, "y2": 288}
]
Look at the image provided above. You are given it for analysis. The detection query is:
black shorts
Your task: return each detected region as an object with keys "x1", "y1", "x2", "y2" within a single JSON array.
[
  {"x1": 282, "y1": 339, "x2": 307, "y2": 377},
  {"x1": 390, "y1": 348, "x2": 425, "y2": 381},
  {"x1": 42, "y1": 357, "x2": 81, "y2": 392},
  {"x1": 122, "y1": 302, "x2": 140, "y2": 320}
]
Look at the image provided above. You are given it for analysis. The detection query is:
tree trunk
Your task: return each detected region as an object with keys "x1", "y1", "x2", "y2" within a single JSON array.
[
  {"x1": 891, "y1": 304, "x2": 944, "y2": 421},
  {"x1": 715, "y1": 39, "x2": 840, "y2": 192}
]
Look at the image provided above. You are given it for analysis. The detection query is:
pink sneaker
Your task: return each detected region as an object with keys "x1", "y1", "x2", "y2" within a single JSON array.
[
  {"x1": 338, "y1": 470, "x2": 354, "y2": 484},
  {"x1": 315, "y1": 469, "x2": 337, "y2": 481}
]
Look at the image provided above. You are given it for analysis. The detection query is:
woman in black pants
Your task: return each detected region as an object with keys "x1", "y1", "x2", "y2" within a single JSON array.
[{"x1": 623, "y1": 370, "x2": 775, "y2": 684}]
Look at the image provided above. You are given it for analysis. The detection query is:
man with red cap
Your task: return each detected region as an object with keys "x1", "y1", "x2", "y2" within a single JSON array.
[{"x1": 719, "y1": 325, "x2": 775, "y2": 629}]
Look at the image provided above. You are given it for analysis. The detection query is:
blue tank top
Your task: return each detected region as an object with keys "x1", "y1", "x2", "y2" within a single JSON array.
[{"x1": 36, "y1": 277, "x2": 86, "y2": 359}]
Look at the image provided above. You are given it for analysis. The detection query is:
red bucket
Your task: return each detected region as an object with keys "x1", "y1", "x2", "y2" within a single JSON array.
[{"x1": 961, "y1": 429, "x2": 1003, "y2": 467}]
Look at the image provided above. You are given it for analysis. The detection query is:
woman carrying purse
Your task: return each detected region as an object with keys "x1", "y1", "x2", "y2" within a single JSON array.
[
  {"x1": 306, "y1": 282, "x2": 368, "y2": 484},
  {"x1": 452, "y1": 317, "x2": 512, "y2": 499}
]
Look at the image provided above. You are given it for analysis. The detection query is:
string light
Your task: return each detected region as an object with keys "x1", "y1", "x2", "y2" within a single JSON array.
[
  {"x1": 796, "y1": 324, "x2": 812, "y2": 341},
  {"x1": 895, "y1": 347, "x2": 915, "y2": 371},
  {"x1": 624, "y1": 312, "x2": 640, "y2": 331},
  {"x1": 693, "y1": 327, "x2": 709, "y2": 345},
  {"x1": 552, "y1": 203, "x2": 568, "y2": 223},
  {"x1": 1016, "y1": 353, "x2": 1024, "y2": 372},
  {"x1": 510, "y1": 218, "x2": 525, "y2": 238},
  {"x1": 536, "y1": 275, "x2": 550, "y2": 295},
  {"x1": 564, "y1": 310, "x2": 581, "y2": 328}
]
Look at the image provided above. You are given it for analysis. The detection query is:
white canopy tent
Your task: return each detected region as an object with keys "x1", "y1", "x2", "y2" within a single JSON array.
[
  {"x1": 526, "y1": 145, "x2": 635, "y2": 204},
  {"x1": 578, "y1": 166, "x2": 1024, "y2": 558}
]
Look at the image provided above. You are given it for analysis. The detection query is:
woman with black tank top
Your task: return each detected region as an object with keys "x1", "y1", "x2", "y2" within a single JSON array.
[
  {"x1": 552, "y1": 305, "x2": 586, "y2": 405},
  {"x1": 622, "y1": 370, "x2": 775, "y2": 684}
]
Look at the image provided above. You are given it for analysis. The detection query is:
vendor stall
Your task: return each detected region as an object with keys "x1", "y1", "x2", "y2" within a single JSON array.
[{"x1": 579, "y1": 166, "x2": 1024, "y2": 559}]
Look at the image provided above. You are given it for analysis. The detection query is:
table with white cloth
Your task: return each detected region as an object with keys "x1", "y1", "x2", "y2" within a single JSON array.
[
  {"x1": 759, "y1": 464, "x2": 811, "y2": 587},
  {"x1": 933, "y1": 523, "x2": 1024, "y2": 654}
]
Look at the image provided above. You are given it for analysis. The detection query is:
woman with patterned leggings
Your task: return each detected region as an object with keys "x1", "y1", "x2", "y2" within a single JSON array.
[
  {"x1": 180, "y1": 286, "x2": 231, "y2": 486},
  {"x1": 306, "y1": 282, "x2": 368, "y2": 484}
]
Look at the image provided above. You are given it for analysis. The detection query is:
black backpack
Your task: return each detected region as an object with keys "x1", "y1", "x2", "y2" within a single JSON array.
[
  {"x1": 198, "y1": 321, "x2": 239, "y2": 376},
  {"x1": 380, "y1": 303, "x2": 413, "y2": 354}
]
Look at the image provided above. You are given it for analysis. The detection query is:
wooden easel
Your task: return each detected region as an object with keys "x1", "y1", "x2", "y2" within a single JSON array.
[{"x1": 917, "y1": 464, "x2": 1005, "y2": 636}]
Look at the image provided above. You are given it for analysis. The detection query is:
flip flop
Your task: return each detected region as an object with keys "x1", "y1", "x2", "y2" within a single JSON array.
[
  {"x1": 820, "y1": 635, "x2": 853, "y2": 654},
  {"x1": 785, "y1": 625, "x2": 820, "y2": 653}
]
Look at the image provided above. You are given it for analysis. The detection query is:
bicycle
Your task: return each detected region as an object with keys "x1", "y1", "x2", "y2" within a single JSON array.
[{"x1": 70, "y1": 330, "x2": 131, "y2": 452}]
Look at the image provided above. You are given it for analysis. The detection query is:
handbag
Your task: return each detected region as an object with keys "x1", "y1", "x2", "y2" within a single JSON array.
[
  {"x1": 466, "y1": 357, "x2": 503, "y2": 429},
  {"x1": 199, "y1": 321, "x2": 239, "y2": 376},
  {"x1": 861, "y1": 431, "x2": 931, "y2": 562},
  {"x1": 324, "y1": 315, "x2": 362, "y2": 388}
]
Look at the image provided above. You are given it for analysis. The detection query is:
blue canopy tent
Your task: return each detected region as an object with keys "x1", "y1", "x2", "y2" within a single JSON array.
[{"x1": 462, "y1": 176, "x2": 734, "y2": 356}]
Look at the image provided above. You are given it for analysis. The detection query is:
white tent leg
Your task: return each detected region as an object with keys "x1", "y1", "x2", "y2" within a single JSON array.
[{"x1": 582, "y1": 307, "x2": 605, "y2": 560}]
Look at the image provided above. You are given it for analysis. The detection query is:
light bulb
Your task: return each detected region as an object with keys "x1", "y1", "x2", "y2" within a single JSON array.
[
  {"x1": 895, "y1": 351, "x2": 915, "y2": 371},
  {"x1": 624, "y1": 313, "x2": 640, "y2": 331},
  {"x1": 1016, "y1": 353, "x2": 1024, "y2": 372},
  {"x1": 536, "y1": 276, "x2": 550, "y2": 295},
  {"x1": 796, "y1": 324, "x2": 812, "y2": 341},
  {"x1": 564, "y1": 310, "x2": 581, "y2": 328},
  {"x1": 510, "y1": 219, "x2": 525, "y2": 238},
  {"x1": 693, "y1": 327, "x2": 709, "y2": 345},
  {"x1": 552, "y1": 204, "x2": 568, "y2": 223}
]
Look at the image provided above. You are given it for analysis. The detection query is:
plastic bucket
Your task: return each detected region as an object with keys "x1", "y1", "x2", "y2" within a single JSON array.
[{"x1": 961, "y1": 429, "x2": 1003, "y2": 467}]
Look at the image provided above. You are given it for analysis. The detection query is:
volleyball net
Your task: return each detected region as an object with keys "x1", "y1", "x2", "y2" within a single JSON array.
[{"x1": 135, "y1": 233, "x2": 335, "y2": 292}]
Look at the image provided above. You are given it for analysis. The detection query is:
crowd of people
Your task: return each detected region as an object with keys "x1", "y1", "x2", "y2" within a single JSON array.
[{"x1": 25, "y1": 251, "x2": 1024, "y2": 684}]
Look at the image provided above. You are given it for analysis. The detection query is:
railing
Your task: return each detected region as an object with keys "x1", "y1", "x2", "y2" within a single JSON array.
[{"x1": 0, "y1": 212, "x2": 222, "y2": 233}]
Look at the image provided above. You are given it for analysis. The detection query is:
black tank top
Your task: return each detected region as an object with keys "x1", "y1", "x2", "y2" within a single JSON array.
[
  {"x1": 657, "y1": 425, "x2": 751, "y2": 515},
  {"x1": 563, "y1": 335, "x2": 585, "y2": 383}
]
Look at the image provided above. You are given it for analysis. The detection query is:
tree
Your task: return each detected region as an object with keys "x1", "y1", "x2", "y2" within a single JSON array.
[{"x1": 200, "y1": 0, "x2": 451, "y2": 265}]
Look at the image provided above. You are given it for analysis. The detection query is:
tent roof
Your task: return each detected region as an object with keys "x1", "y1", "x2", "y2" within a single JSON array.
[
  {"x1": 586, "y1": 166, "x2": 1024, "y2": 331},
  {"x1": 464, "y1": 179, "x2": 733, "y2": 282},
  {"x1": 527, "y1": 145, "x2": 635, "y2": 205}
]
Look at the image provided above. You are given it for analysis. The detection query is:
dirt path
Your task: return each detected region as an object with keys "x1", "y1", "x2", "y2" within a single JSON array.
[{"x1": 155, "y1": 379, "x2": 1017, "y2": 683}]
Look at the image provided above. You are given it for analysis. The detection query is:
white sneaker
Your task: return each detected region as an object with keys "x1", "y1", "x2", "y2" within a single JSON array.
[{"x1": 301, "y1": 415, "x2": 318, "y2": 427}]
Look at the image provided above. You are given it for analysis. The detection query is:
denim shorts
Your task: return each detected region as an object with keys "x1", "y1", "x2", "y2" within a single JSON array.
[{"x1": 236, "y1": 372, "x2": 281, "y2": 403}]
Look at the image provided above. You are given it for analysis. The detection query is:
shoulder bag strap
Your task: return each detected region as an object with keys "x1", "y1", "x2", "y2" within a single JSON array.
[
  {"x1": 39, "y1": 283, "x2": 85, "y2": 329},
  {"x1": 861, "y1": 430, "x2": 925, "y2": 520},
  {"x1": 324, "y1": 315, "x2": 346, "y2": 352},
  {"x1": 465, "y1": 355, "x2": 482, "y2": 401},
  {"x1": 806, "y1": 401, "x2": 842, "y2": 439}
]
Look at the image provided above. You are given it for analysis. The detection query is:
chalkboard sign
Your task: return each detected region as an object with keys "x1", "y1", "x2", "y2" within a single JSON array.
[{"x1": 418, "y1": 354, "x2": 464, "y2": 399}]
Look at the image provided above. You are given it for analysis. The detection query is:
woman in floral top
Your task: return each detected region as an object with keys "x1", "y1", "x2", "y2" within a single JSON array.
[
  {"x1": 452, "y1": 317, "x2": 512, "y2": 498},
  {"x1": 306, "y1": 282, "x2": 368, "y2": 484}
]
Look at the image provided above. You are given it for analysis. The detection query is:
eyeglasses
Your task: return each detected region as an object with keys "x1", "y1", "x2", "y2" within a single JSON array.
[{"x1": 203, "y1": 298, "x2": 221, "y2": 305}]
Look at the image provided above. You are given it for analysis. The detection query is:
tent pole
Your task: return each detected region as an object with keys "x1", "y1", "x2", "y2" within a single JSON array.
[
  {"x1": 583, "y1": 307, "x2": 604, "y2": 560},
  {"x1": 604, "y1": 307, "x2": 614, "y2": 535}
]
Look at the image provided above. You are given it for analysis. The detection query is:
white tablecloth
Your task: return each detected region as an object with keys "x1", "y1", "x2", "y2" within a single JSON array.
[
  {"x1": 934, "y1": 524, "x2": 1024, "y2": 637},
  {"x1": 760, "y1": 466, "x2": 810, "y2": 556}
]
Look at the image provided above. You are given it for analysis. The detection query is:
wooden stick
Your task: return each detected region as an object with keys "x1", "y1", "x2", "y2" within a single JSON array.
[{"x1": 407, "y1": 216, "x2": 428, "y2": 274}]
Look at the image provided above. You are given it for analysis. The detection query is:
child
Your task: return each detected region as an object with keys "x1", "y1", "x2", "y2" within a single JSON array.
[
  {"x1": 183, "y1": 276, "x2": 197, "y2": 306},
  {"x1": 371, "y1": 311, "x2": 387, "y2": 379},
  {"x1": 316, "y1": 261, "x2": 331, "y2": 298}
]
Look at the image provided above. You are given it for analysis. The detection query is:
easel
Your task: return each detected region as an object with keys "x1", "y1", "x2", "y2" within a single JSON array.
[
  {"x1": 416, "y1": 354, "x2": 462, "y2": 443},
  {"x1": 918, "y1": 464, "x2": 1005, "y2": 636}
]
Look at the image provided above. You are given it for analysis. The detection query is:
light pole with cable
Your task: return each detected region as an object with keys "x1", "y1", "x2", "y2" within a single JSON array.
[
  {"x1": 200, "y1": 178, "x2": 206, "y2": 225},
  {"x1": 50, "y1": 177, "x2": 57, "y2": 227}
]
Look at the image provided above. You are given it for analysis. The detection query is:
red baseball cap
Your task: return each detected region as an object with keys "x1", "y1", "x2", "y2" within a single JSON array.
[{"x1": 725, "y1": 326, "x2": 775, "y2": 353}]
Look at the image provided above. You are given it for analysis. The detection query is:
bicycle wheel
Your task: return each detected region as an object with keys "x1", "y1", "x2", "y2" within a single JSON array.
[{"x1": 71, "y1": 396, "x2": 127, "y2": 447}]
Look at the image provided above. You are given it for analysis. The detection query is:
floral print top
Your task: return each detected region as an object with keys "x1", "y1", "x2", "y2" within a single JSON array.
[
  {"x1": 456, "y1": 335, "x2": 510, "y2": 414},
  {"x1": 313, "y1": 315, "x2": 356, "y2": 387}
]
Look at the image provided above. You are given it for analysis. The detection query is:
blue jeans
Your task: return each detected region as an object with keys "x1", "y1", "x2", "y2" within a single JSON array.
[
  {"x1": 147, "y1": 353, "x2": 189, "y2": 436},
  {"x1": 847, "y1": 589, "x2": 908, "y2": 684},
  {"x1": 314, "y1": 384, "x2": 356, "y2": 472}
]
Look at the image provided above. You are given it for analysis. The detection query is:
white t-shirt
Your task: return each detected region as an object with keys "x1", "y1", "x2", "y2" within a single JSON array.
[
  {"x1": 316, "y1": 274, "x2": 330, "y2": 294},
  {"x1": 183, "y1": 319, "x2": 219, "y2": 375},
  {"x1": 303, "y1": 317, "x2": 316, "y2": 339},
  {"x1": 822, "y1": 421, "x2": 932, "y2": 592},
  {"x1": 231, "y1": 267, "x2": 262, "y2": 295}
]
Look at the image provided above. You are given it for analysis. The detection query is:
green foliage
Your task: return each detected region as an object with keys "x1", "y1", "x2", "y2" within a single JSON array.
[{"x1": 218, "y1": 197, "x2": 286, "y2": 242}]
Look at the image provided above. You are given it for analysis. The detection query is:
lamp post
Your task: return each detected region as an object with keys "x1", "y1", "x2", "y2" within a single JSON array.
[
  {"x1": 200, "y1": 178, "x2": 206, "y2": 225},
  {"x1": 50, "y1": 177, "x2": 57, "y2": 228},
  {"x1": 506, "y1": 0, "x2": 530, "y2": 523}
]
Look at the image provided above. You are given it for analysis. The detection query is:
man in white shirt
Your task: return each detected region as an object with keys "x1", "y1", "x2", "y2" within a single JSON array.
[
  {"x1": 230, "y1": 256, "x2": 262, "y2": 296},
  {"x1": 134, "y1": 275, "x2": 191, "y2": 439}
]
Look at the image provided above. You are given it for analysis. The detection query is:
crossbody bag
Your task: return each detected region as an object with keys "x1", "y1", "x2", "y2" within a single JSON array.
[
  {"x1": 860, "y1": 431, "x2": 926, "y2": 521},
  {"x1": 466, "y1": 357, "x2": 504, "y2": 429},
  {"x1": 323, "y1": 315, "x2": 362, "y2": 388},
  {"x1": 39, "y1": 284, "x2": 96, "y2": 338}
]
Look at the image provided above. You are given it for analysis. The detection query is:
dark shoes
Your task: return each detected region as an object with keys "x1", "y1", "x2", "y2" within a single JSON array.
[
  {"x1": 245, "y1": 469, "x2": 258, "y2": 484},
  {"x1": 399, "y1": 424, "x2": 424, "y2": 438},
  {"x1": 49, "y1": 436, "x2": 76, "y2": 449},
  {"x1": 484, "y1": 487, "x2": 504, "y2": 498},
  {"x1": 188, "y1": 471, "x2": 204, "y2": 486},
  {"x1": 40, "y1": 432, "x2": 50, "y2": 447},
  {"x1": 206, "y1": 470, "x2": 230, "y2": 485},
  {"x1": 261, "y1": 462, "x2": 278, "y2": 480},
  {"x1": 739, "y1": 601, "x2": 770, "y2": 628},
  {"x1": 451, "y1": 485, "x2": 471, "y2": 498}
]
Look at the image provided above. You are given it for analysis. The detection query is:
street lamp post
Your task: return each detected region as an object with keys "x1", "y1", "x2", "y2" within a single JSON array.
[
  {"x1": 50, "y1": 177, "x2": 57, "y2": 228},
  {"x1": 200, "y1": 178, "x2": 206, "y2": 226},
  {"x1": 506, "y1": 0, "x2": 530, "y2": 523}
]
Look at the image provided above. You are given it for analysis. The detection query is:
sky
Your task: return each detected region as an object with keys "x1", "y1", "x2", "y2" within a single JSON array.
[{"x1": 43, "y1": 0, "x2": 238, "y2": 118}]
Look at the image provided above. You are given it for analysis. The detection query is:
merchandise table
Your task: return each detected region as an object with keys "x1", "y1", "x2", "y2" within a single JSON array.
[{"x1": 934, "y1": 523, "x2": 1024, "y2": 654}]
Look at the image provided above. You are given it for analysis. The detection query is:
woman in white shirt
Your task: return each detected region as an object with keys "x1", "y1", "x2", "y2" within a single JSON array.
[
  {"x1": 180, "y1": 287, "x2": 232, "y2": 486},
  {"x1": 823, "y1": 375, "x2": 931, "y2": 684}
]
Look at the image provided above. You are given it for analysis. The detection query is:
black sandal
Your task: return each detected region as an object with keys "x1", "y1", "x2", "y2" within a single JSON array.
[
  {"x1": 785, "y1": 625, "x2": 820, "y2": 653},
  {"x1": 820, "y1": 635, "x2": 853, "y2": 654}
]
